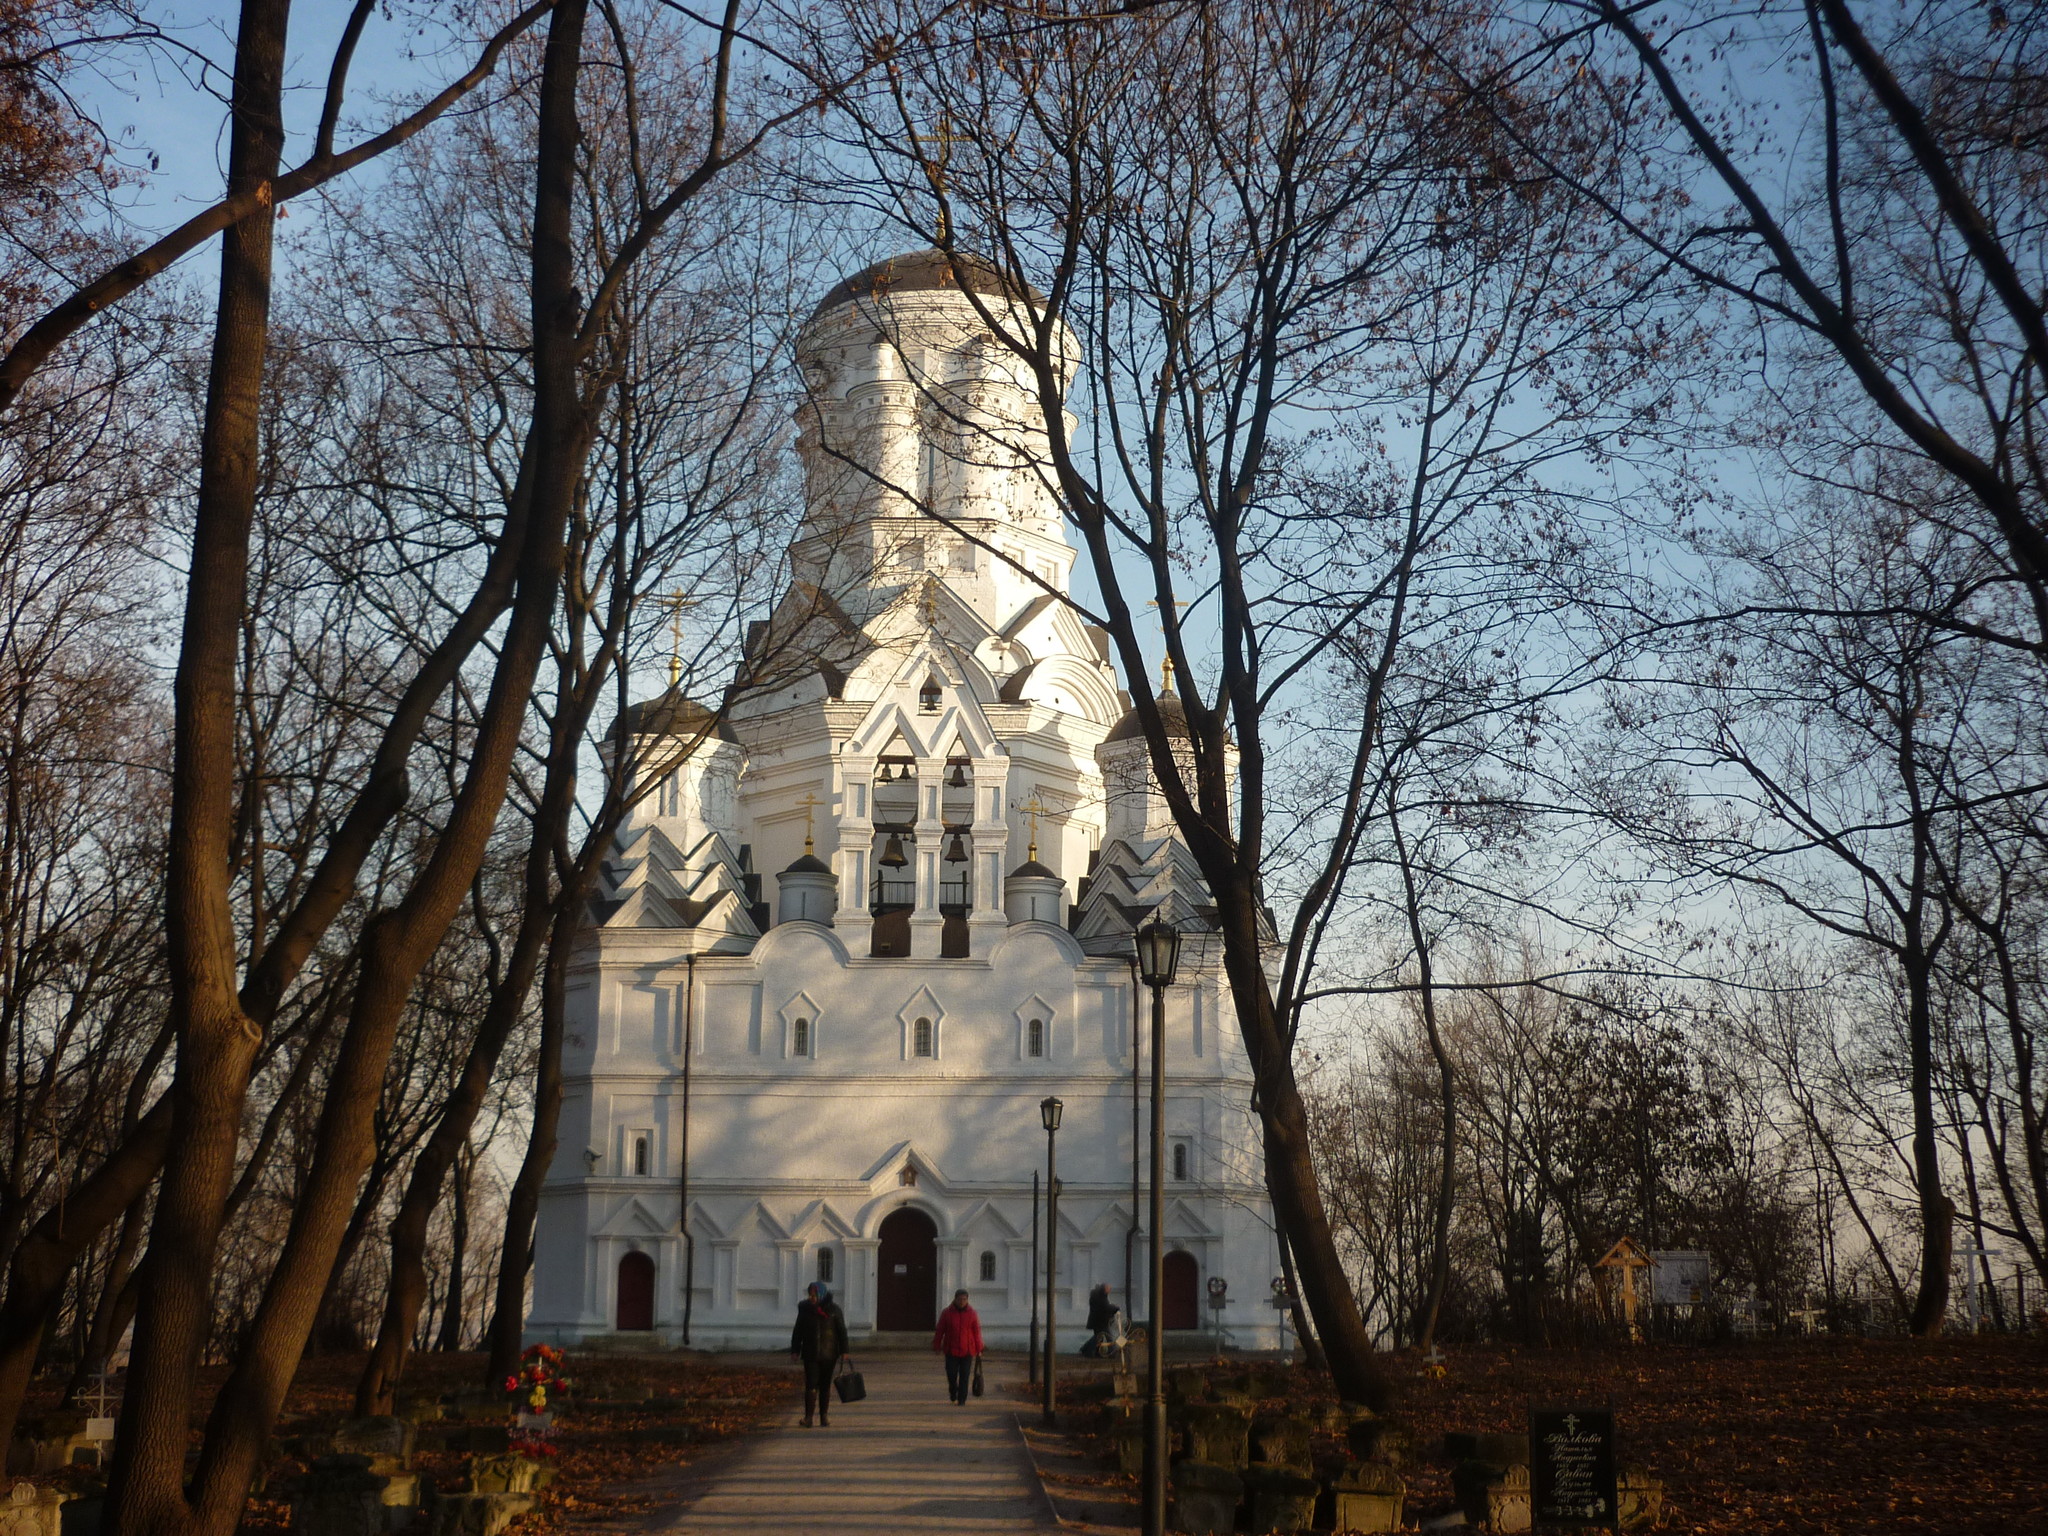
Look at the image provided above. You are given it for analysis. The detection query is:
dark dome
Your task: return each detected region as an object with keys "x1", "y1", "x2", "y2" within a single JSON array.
[
  {"x1": 608, "y1": 690, "x2": 738, "y2": 744},
  {"x1": 782, "y1": 852, "x2": 834, "y2": 876},
  {"x1": 1007, "y1": 859, "x2": 1061, "y2": 881},
  {"x1": 809, "y1": 249, "x2": 1045, "y2": 321},
  {"x1": 1104, "y1": 691, "x2": 1193, "y2": 745}
]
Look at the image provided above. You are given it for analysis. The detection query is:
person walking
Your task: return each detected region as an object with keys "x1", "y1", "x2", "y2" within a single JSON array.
[
  {"x1": 789, "y1": 1280, "x2": 850, "y2": 1426},
  {"x1": 931, "y1": 1288, "x2": 983, "y2": 1404},
  {"x1": 1083, "y1": 1283, "x2": 1120, "y2": 1357}
]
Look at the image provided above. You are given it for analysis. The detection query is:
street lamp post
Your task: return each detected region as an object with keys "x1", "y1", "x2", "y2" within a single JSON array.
[
  {"x1": 1028, "y1": 1170, "x2": 1040, "y2": 1385},
  {"x1": 1040, "y1": 1096, "x2": 1063, "y2": 1425},
  {"x1": 1134, "y1": 919, "x2": 1181, "y2": 1536}
]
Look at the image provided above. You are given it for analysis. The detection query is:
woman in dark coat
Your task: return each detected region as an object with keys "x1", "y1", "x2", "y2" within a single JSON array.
[
  {"x1": 1084, "y1": 1283, "x2": 1120, "y2": 1356},
  {"x1": 788, "y1": 1281, "x2": 851, "y2": 1426}
]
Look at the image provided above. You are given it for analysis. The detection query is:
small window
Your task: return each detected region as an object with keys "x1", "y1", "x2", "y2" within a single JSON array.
[
  {"x1": 659, "y1": 774, "x2": 680, "y2": 817},
  {"x1": 980, "y1": 1250, "x2": 997, "y2": 1282},
  {"x1": 792, "y1": 1018, "x2": 811, "y2": 1057},
  {"x1": 1027, "y1": 1018, "x2": 1046, "y2": 1058},
  {"x1": 914, "y1": 1017, "x2": 935, "y2": 1057},
  {"x1": 817, "y1": 1248, "x2": 835, "y2": 1284},
  {"x1": 1172, "y1": 1142, "x2": 1189, "y2": 1182},
  {"x1": 633, "y1": 1135, "x2": 650, "y2": 1177}
]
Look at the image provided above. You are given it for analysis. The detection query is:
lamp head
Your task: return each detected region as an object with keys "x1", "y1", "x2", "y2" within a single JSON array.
[
  {"x1": 1135, "y1": 918, "x2": 1182, "y2": 986},
  {"x1": 1040, "y1": 1095, "x2": 1064, "y2": 1132},
  {"x1": 583, "y1": 1148, "x2": 602, "y2": 1174}
]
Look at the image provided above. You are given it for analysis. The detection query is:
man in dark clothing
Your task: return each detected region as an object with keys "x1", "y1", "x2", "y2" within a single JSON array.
[{"x1": 788, "y1": 1281, "x2": 850, "y2": 1426}]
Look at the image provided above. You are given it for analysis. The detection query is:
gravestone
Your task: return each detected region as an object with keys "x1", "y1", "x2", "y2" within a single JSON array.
[
  {"x1": 1332, "y1": 1461, "x2": 1405, "y2": 1533},
  {"x1": 1530, "y1": 1408, "x2": 1618, "y2": 1529},
  {"x1": 1616, "y1": 1466, "x2": 1664, "y2": 1530},
  {"x1": 1347, "y1": 1418, "x2": 1412, "y2": 1468},
  {"x1": 289, "y1": 1458, "x2": 386, "y2": 1536},
  {"x1": 1182, "y1": 1405, "x2": 1250, "y2": 1470},
  {"x1": 1248, "y1": 1416, "x2": 1313, "y2": 1474},
  {"x1": 332, "y1": 1419, "x2": 414, "y2": 1474},
  {"x1": 1453, "y1": 1461, "x2": 1532, "y2": 1531},
  {"x1": 1168, "y1": 1461, "x2": 1242, "y2": 1536},
  {"x1": 1242, "y1": 1465, "x2": 1318, "y2": 1533},
  {"x1": 468, "y1": 1456, "x2": 547, "y2": 1496},
  {"x1": 0, "y1": 1483, "x2": 69, "y2": 1536},
  {"x1": 427, "y1": 1492, "x2": 534, "y2": 1536}
]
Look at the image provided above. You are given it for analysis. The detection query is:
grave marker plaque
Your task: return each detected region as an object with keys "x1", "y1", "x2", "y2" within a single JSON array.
[{"x1": 1529, "y1": 1407, "x2": 1617, "y2": 1529}]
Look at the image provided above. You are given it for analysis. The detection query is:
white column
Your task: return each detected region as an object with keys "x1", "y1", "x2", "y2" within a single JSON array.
[
  {"x1": 834, "y1": 755, "x2": 875, "y2": 949},
  {"x1": 910, "y1": 760, "x2": 945, "y2": 958},
  {"x1": 968, "y1": 762, "x2": 1012, "y2": 956}
]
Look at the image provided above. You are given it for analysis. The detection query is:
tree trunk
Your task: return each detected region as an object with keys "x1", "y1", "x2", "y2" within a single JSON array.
[
  {"x1": 487, "y1": 897, "x2": 576, "y2": 1384},
  {"x1": 104, "y1": 7, "x2": 290, "y2": 1529},
  {"x1": 436, "y1": 1146, "x2": 472, "y2": 1352},
  {"x1": 1392, "y1": 806, "x2": 1455, "y2": 1351}
]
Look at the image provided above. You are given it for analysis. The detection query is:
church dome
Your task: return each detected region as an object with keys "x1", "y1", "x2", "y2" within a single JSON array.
[
  {"x1": 809, "y1": 249, "x2": 1045, "y2": 320},
  {"x1": 1104, "y1": 691, "x2": 1192, "y2": 745},
  {"x1": 608, "y1": 690, "x2": 738, "y2": 744},
  {"x1": 782, "y1": 851, "x2": 834, "y2": 875},
  {"x1": 1007, "y1": 859, "x2": 1059, "y2": 881}
]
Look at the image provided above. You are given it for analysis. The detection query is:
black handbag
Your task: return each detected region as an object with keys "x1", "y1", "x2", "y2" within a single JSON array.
[
  {"x1": 971, "y1": 1356, "x2": 985, "y2": 1397},
  {"x1": 833, "y1": 1359, "x2": 867, "y2": 1404}
]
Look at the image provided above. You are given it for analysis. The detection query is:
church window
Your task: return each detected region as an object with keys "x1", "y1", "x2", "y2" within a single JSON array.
[
  {"x1": 1027, "y1": 1018, "x2": 1045, "y2": 1058},
  {"x1": 632, "y1": 1134, "x2": 650, "y2": 1177},
  {"x1": 792, "y1": 1018, "x2": 811, "y2": 1057},
  {"x1": 658, "y1": 774, "x2": 680, "y2": 817},
  {"x1": 979, "y1": 1250, "x2": 997, "y2": 1282},
  {"x1": 1172, "y1": 1140, "x2": 1190, "y2": 1182},
  {"x1": 817, "y1": 1248, "x2": 835, "y2": 1284},
  {"x1": 913, "y1": 1017, "x2": 934, "y2": 1057}
]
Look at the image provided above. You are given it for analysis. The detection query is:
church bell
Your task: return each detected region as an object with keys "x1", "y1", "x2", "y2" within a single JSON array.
[
  {"x1": 880, "y1": 834, "x2": 909, "y2": 867},
  {"x1": 944, "y1": 832, "x2": 968, "y2": 862}
]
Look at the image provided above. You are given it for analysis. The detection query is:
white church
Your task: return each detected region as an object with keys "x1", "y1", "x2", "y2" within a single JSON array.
[{"x1": 526, "y1": 250, "x2": 1282, "y2": 1350}]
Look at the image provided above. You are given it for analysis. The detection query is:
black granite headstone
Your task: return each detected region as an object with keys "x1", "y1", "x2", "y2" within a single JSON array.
[{"x1": 1529, "y1": 1407, "x2": 1618, "y2": 1529}]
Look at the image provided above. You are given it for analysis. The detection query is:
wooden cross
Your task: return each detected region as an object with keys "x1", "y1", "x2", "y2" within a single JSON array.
[{"x1": 1594, "y1": 1236, "x2": 1654, "y2": 1343}]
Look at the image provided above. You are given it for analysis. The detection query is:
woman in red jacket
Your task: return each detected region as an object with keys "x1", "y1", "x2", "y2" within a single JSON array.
[{"x1": 931, "y1": 1289, "x2": 983, "y2": 1404}]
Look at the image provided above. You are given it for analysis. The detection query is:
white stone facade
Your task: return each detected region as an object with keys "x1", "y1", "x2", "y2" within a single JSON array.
[{"x1": 526, "y1": 252, "x2": 1281, "y2": 1350}]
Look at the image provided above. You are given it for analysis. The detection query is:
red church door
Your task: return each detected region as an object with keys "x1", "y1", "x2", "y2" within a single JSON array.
[
  {"x1": 617, "y1": 1251, "x2": 655, "y2": 1331},
  {"x1": 1163, "y1": 1250, "x2": 1200, "y2": 1330},
  {"x1": 877, "y1": 1208, "x2": 938, "y2": 1331}
]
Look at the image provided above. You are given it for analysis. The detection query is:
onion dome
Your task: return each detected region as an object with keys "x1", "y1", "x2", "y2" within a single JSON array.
[{"x1": 809, "y1": 249, "x2": 1046, "y2": 320}]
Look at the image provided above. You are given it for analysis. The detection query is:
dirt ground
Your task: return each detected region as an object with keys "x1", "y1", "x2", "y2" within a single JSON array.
[
  {"x1": 1031, "y1": 1334, "x2": 2048, "y2": 1533},
  {"x1": 22, "y1": 1336, "x2": 2042, "y2": 1532}
]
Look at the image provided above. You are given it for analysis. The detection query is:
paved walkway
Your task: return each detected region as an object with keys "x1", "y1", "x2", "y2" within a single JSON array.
[{"x1": 661, "y1": 1352, "x2": 1059, "y2": 1534}]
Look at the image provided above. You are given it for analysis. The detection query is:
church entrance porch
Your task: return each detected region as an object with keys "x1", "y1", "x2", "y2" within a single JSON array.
[{"x1": 876, "y1": 1208, "x2": 938, "y2": 1331}]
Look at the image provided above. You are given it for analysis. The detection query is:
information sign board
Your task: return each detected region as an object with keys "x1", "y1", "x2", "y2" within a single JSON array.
[{"x1": 1649, "y1": 1251, "x2": 1711, "y2": 1305}]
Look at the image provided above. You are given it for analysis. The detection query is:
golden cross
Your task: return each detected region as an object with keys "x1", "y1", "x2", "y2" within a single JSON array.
[
  {"x1": 1021, "y1": 795, "x2": 1044, "y2": 861},
  {"x1": 657, "y1": 588, "x2": 691, "y2": 687},
  {"x1": 1144, "y1": 597, "x2": 1189, "y2": 697},
  {"x1": 799, "y1": 790, "x2": 819, "y2": 854},
  {"x1": 911, "y1": 116, "x2": 961, "y2": 243}
]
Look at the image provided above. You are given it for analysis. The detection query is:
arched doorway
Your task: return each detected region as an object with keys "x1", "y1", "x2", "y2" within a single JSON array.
[
  {"x1": 617, "y1": 1251, "x2": 655, "y2": 1331},
  {"x1": 877, "y1": 1208, "x2": 938, "y2": 1331},
  {"x1": 1162, "y1": 1250, "x2": 1200, "y2": 1330}
]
